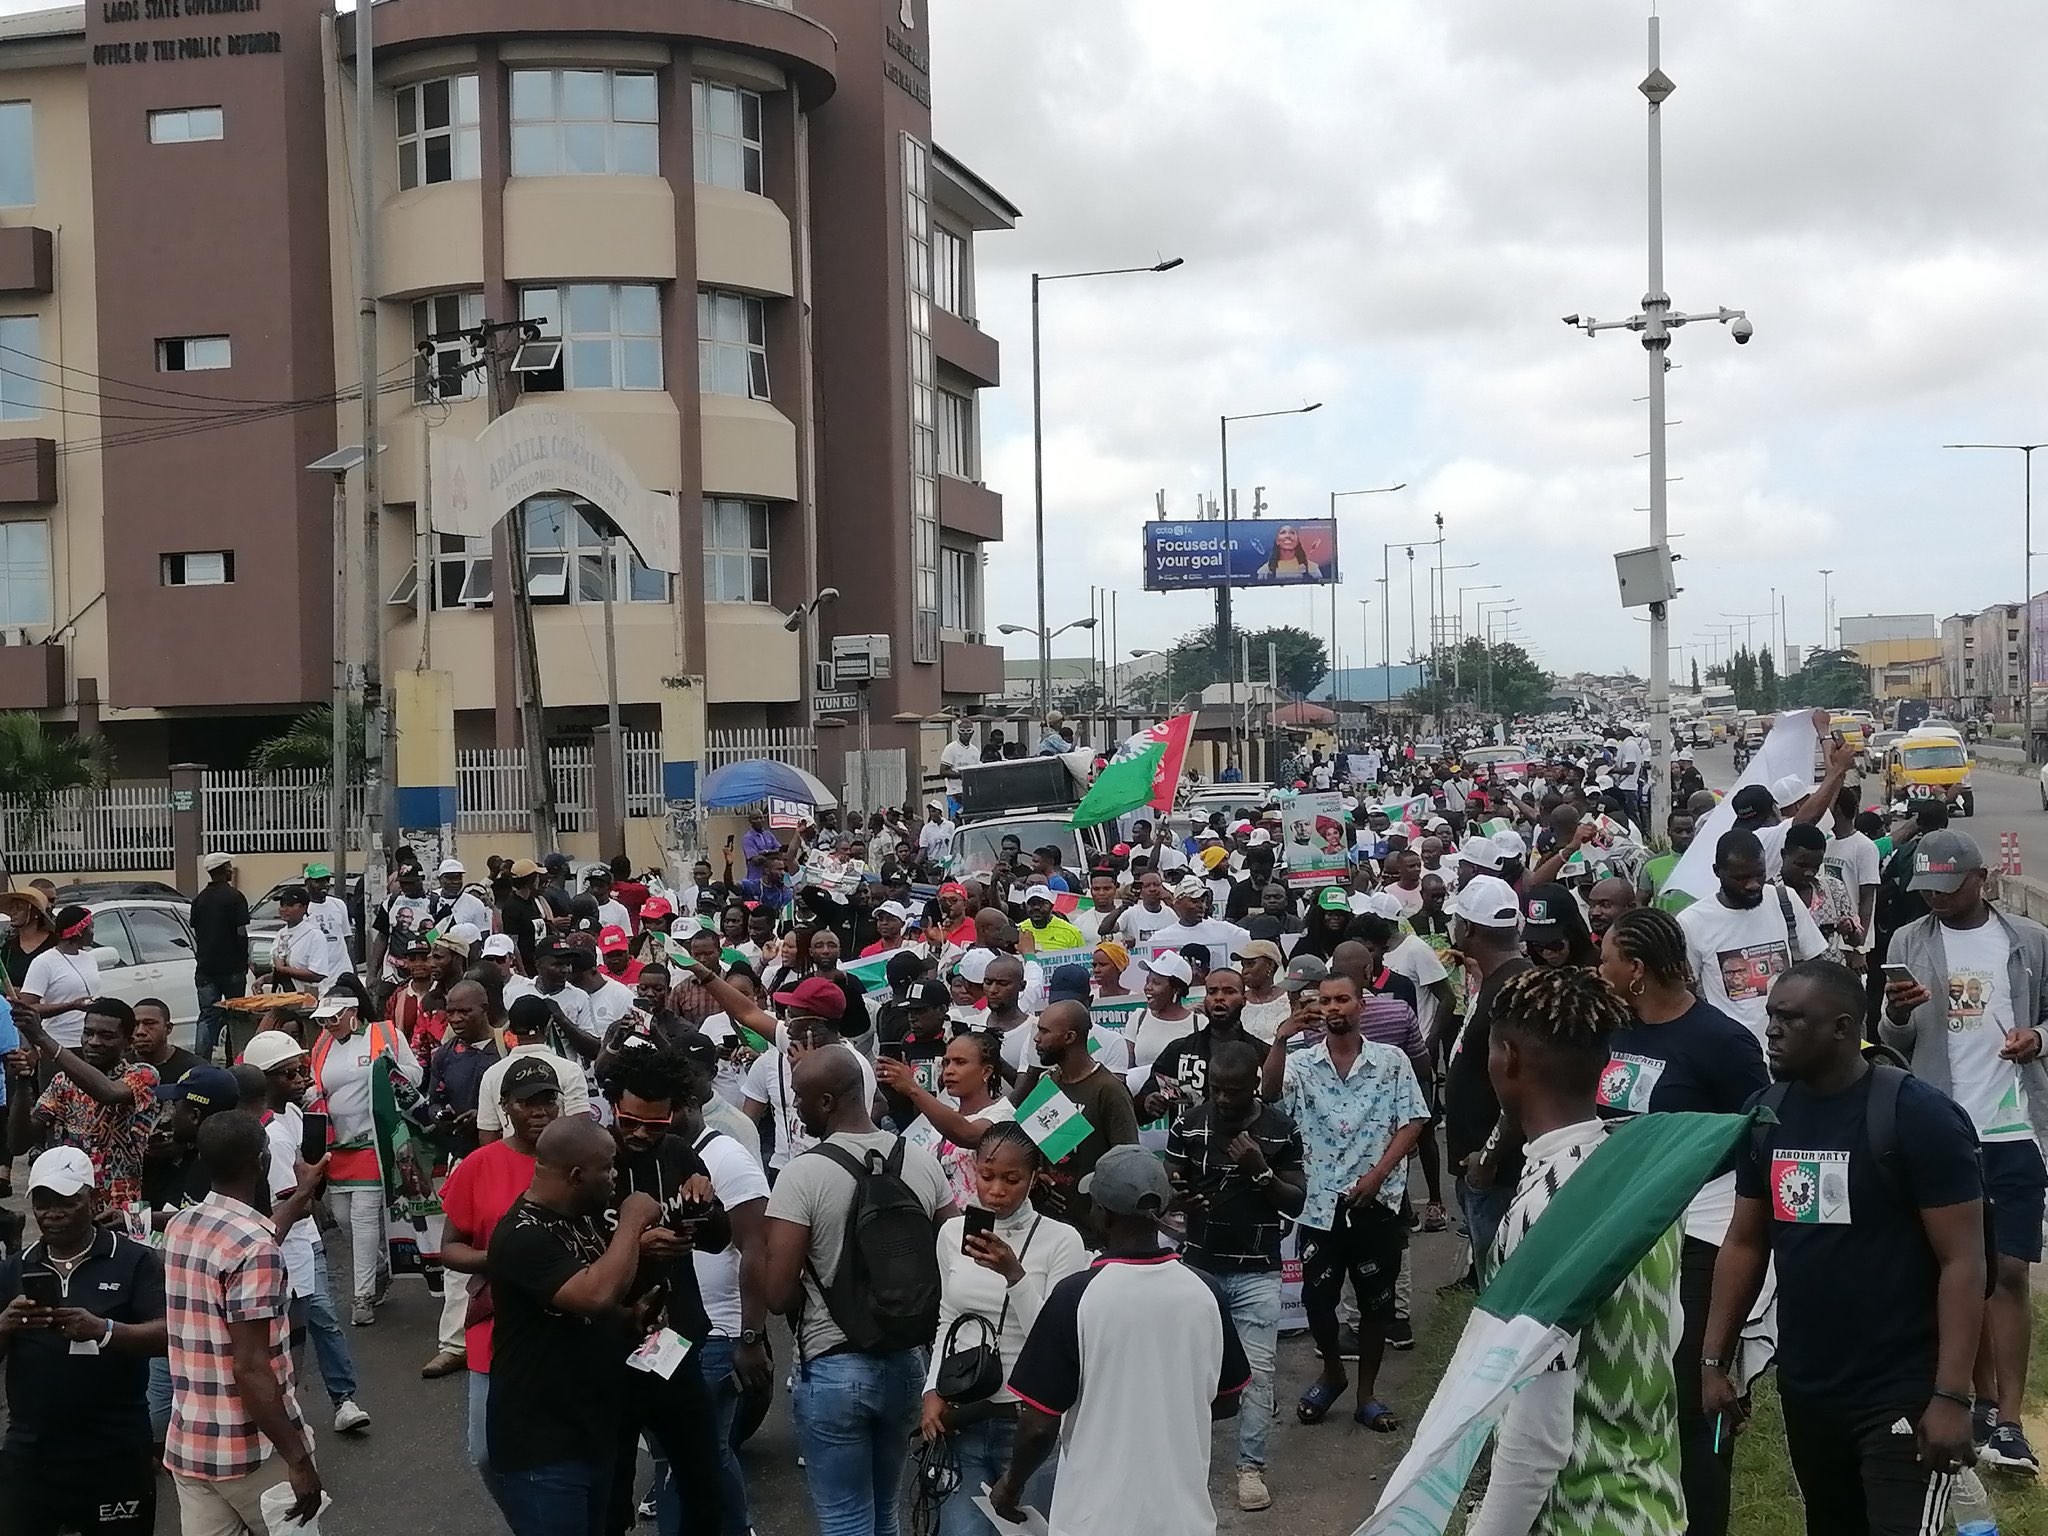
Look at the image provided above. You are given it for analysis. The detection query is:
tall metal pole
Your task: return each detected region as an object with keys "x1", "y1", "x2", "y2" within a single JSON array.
[
  {"x1": 355, "y1": 0, "x2": 385, "y2": 872},
  {"x1": 1030, "y1": 274, "x2": 1048, "y2": 718},
  {"x1": 329, "y1": 474, "x2": 349, "y2": 891},
  {"x1": 600, "y1": 532, "x2": 623, "y2": 848},
  {"x1": 1643, "y1": 12, "x2": 1673, "y2": 823},
  {"x1": 1218, "y1": 415, "x2": 1235, "y2": 773},
  {"x1": 1818, "y1": 568, "x2": 1832, "y2": 652},
  {"x1": 2026, "y1": 451, "x2": 2033, "y2": 751}
]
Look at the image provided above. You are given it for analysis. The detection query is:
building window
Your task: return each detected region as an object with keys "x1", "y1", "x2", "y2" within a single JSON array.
[
  {"x1": 397, "y1": 76, "x2": 480, "y2": 190},
  {"x1": 161, "y1": 551, "x2": 234, "y2": 586},
  {"x1": 522, "y1": 496, "x2": 667, "y2": 606},
  {"x1": 696, "y1": 290, "x2": 769, "y2": 399},
  {"x1": 519, "y1": 284, "x2": 663, "y2": 392},
  {"x1": 0, "y1": 315, "x2": 39, "y2": 419},
  {"x1": 156, "y1": 336, "x2": 232, "y2": 372},
  {"x1": 938, "y1": 388, "x2": 975, "y2": 479},
  {"x1": 703, "y1": 498, "x2": 770, "y2": 604},
  {"x1": 437, "y1": 532, "x2": 493, "y2": 609},
  {"x1": 149, "y1": 106, "x2": 224, "y2": 144},
  {"x1": 510, "y1": 69, "x2": 658, "y2": 177},
  {"x1": 941, "y1": 546, "x2": 977, "y2": 633},
  {"x1": 691, "y1": 80, "x2": 763, "y2": 192},
  {"x1": 413, "y1": 292, "x2": 482, "y2": 402},
  {"x1": 903, "y1": 135, "x2": 939, "y2": 664},
  {"x1": 0, "y1": 519, "x2": 49, "y2": 627},
  {"x1": 0, "y1": 103, "x2": 30, "y2": 207},
  {"x1": 934, "y1": 226, "x2": 968, "y2": 319}
]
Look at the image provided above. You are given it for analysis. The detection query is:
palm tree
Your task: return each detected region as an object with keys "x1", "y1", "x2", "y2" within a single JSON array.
[
  {"x1": 252, "y1": 702, "x2": 367, "y2": 779},
  {"x1": 0, "y1": 712, "x2": 107, "y2": 839}
]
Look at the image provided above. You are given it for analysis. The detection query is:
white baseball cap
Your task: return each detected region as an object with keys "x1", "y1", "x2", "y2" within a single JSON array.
[
  {"x1": 1022, "y1": 885, "x2": 1056, "y2": 905},
  {"x1": 1457, "y1": 836, "x2": 1504, "y2": 870},
  {"x1": 1491, "y1": 829, "x2": 1528, "y2": 860},
  {"x1": 201, "y1": 851, "x2": 235, "y2": 873},
  {"x1": 873, "y1": 900, "x2": 911, "y2": 923},
  {"x1": 1140, "y1": 951, "x2": 1195, "y2": 985},
  {"x1": 481, "y1": 933, "x2": 518, "y2": 958},
  {"x1": 1448, "y1": 874, "x2": 1524, "y2": 929},
  {"x1": 244, "y1": 1031, "x2": 309, "y2": 1072},
  {"x1": 1247, "y1": 829, "x2": 1272, "y2": 847},
  {"x1": 442, "y1": 922, "x2": 483, "y2": 949},
  {"x1": 1771, "y1": 774, "x2": 1811, "y2": 808},
  {"x1": 1359, "y1": 891, "x2": 1405, "y2": 921},
  {"x1": 955, "y1": 948, "x2": 995, "y2": 985},
  {"x1": 28, "y1": 1145, "x2": 95, "y2": 1196},
  {"x1": 437, "y1": 857, "x2": 465, "y2": 876},
  {"x1": 1171, "y1": 875, "x2": 1209, "y2": 900}
]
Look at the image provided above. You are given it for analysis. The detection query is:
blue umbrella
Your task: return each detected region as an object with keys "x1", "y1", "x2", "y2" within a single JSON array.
[{"x1": 700, "y1": 759, "x2": 838, "y2": 810}]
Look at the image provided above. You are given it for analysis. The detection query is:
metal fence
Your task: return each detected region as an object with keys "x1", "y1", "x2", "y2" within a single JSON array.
[
  {"x1": 1, "y1": 783, "x2": 174, "y2": 873},
  {"x1": 705, "y1": 727, "x2": 817, "y2": 773},
  {"x1": 204, "y1": 770, "x2": 368, "y2": 852}
]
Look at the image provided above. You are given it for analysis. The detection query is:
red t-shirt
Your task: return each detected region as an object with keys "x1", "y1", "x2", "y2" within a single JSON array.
[
  {"x1": 437, "y1": 1138, "x2": 537, "y2": 1372},
  {"x1": 613, "y1": 878, "x2": 651, "y2": 927}
]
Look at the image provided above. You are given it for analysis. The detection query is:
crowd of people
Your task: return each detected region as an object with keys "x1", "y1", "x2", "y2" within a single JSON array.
[{"x1": 0, "y1": 707, "x2": 2037, "y2": 1536}]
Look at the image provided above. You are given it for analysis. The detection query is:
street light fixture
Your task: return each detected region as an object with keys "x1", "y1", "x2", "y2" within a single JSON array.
[
  {"x1": 1944, "y1": 443, "x2": 2048, "y2": 756},
  {"x1": 1031, "y1": 257, "x2": 1184, "y2": 716},
  {"x1": 1325, "y1": 484, "x2": 1405, "y2": 708},
  {"x1": 1566, "y1": 12, "x2": 1751, "y2": 817}
]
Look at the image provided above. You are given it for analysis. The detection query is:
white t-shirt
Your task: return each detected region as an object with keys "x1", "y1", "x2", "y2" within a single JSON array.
[
  {"x1": 262, "y1": 1105, "x2": 322, "y2": 1298},
  {"x1": 919, "y1": 820, "x2": 956, "y2": 857},
  {"x1": 1939, "y1": 919, "x2": 2030, "y2": 1142},
  {"x1": 274, "y1": 921, "x2": 343, "y2": 994},
  {"x1": 1115, "y1": 904, "x2": 1177, "y2": 945},
  {"x1": 1823, "y1": 831, "x2": 1882, "y2": 951},
  {"x1": 312, "y1": 895, "x2": 355, "y2": 952},
  {"x1": 939, "y1": 739, "x2": 981, "y2": 793},
  {"x1": 22, "y1": 946, "x2": 99, "y2": 1048},
  {"x1": 1754, "y1": 820, "x2": 1793, "y2": 881},
  {"x1": 1310, "y1": 763, "x2": 1333, "y2": 790},
  {"x1": 595, "y1": 897, "x2": 631, "y2": 934},
  {"x1": 1678, "y1": 886, "x2": 1827, "y2": 1042},
  {"x1": 375, "y1": 893, "x2": 435, "y2": 979},
  {"x1": 991, "y1": 1014, "x2": 1042, "y2": 1075},
  {"x1": 1385, "y1": 884, "x2": 1425, "y2": 919},
  {"x1": 1130, "y1": 1009, "x2": 1197, "y2": 1069},
  {"x1": 691, "y1": 1126, "x2": 773, "y2": 1337},
  {"x1": 473, "y1": 1044, "x2": 592, "y2": 1136},
  {"x1": 1384, "y1": 932, "x2": 1451, "y2": 1042},
  {"x1": 741, "y1": 1042, "x2": 879, "y2": 1169},
  {"x1": 434, "y1": 889, "x2": 493, "y2": 935},
  {"x1": 1140, "y1": 919, "x2": 1251, "y2": 966},
  {"x1": 1150, "y1": 843, "x2": 1190, "y2": 875},
  {"x1": 1240, "y1": 995, "x2": 1292, "y2": 1044}
]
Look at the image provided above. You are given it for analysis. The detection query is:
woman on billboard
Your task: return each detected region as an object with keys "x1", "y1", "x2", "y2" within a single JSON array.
[{"x1": 1255, "y1": 524, "x2": 1326, "y2": 582}]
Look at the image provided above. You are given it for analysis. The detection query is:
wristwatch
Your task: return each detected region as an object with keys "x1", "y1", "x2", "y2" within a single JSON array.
[
  {"x1": 737, "y1": 1328, "x2": 767, "y2": 1347},
  {"x1": 1253, "y1": 1168, "x2": 1277, "y2": 1187},
  {"x1": 1700, "y1": 1356, "x2": 1729, "y2": 1372}
]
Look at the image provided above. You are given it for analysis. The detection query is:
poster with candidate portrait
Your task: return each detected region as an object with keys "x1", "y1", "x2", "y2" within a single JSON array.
[
  {"x1": 1280, "y1": 790, "x2": 1351, "y2": 890},
  {"x1": 1142, "y1": 518, "x2": 1342, "y2": 590}
]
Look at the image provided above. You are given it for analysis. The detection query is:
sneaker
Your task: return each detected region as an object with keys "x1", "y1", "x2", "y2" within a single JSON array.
[
  {"x1": 1236, "y1": 1468, "x2": 1272, "y2": 1512},
  {"x1": 350, "y1": 1301, "x2": 375, "y2": 1327},
  {"x1": 1973, "y1": 1399, "x2": 1998, "y2": 1453},
  {"x1": 1385, "y1": 1317, "x2": 1415, "y2": 1352},
  {"x1": 333, "y1": 1399, "x2": 371, "y2": 1434},
  {"x1": 636, "y1": 1494, "x2": 658, "y2": 1523},
  {"x1": 371, "y1": 1270, "x2": 393, "y2": 1306},
  {"x1": 1985, "y1": 1423, "x2": 2040, "y2": 1475},
  {"x1": 420, "y1": 1350, "x2": 466, "y2": 1379}
]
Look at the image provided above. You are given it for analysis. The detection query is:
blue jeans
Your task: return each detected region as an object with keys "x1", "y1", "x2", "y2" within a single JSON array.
[
  {"x1": 467, "y1": 1371, "x2": 509, "y2": 1516},
  {"x1": 1458, "y1": 1176, "x2": 1513, "y2": 1280},
  {"x1": 194, "y1": 971, "x2": 246, "y2": 1064},
  {"x1": 147, "y1": 1356, "x2": 172, "y2": 1444},
  {"x1": 791, "y1": 1349, "x2": 924, "y2": 1536},
  {"x1": 936, "y1": 1414, "x2": 1056, "y2": 1536},
  {"x1": 492, "y1": 1457, "x2": 609, "y2": 1536},
  {"x1": 290, "y1": 1255, "x2": 358, "y2": 1405},
  {"x1": 653, "y1": 1335, "x2": 750, "y2": 1536},
  {"x1": 1207, "y1": 1269, "x2": 1281, "y2": 1469}
]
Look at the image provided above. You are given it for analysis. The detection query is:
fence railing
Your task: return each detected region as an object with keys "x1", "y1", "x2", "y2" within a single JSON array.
[
  {"x1": 706, "y1": 727, "x2": 817, "y2": 773},
  {"x1": 1, "y1": 783, "x2": 174, "y2": 873},
  {"x1": 204, "y1": 770, "x2": 368, "y2": 853}
]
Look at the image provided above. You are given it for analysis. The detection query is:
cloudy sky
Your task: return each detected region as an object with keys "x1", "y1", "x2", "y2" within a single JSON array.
[{"x1": 927, "y1": 0, "x2": 2048, "y2": 683}]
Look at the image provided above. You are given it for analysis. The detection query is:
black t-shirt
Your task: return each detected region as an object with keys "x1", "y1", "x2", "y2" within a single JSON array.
[
  {"x1": 1149, "y1": 1024, "x2": 1260, "y2": 1104},
  {"x1": 1165, "y1": 1101, "x2": 1304, "y2": 1273},
  {"x1": 608, "y1": 1135, "x2": 718, "y2": 1342},
  {"x1": 1443, "y1": 957, "x2": 1533, "y2": 1168},
  {"x1": 141, "y1": 1139, "x2": 212, "y2": 1211},
  {"x1": 1596, "y1": 998, "x2": 1767, "y2": 1120},
  {"x1": 486, "y1": 1196, "x2": 631, "y2": 1471},
  {"x1": 1735, "y1": 1070, "x2": 1982, "y2": 1407},
  {"x1": 0, "y1": 1230, "x2": 165, "y2": 1451},
  {"x1": 498, "y1": 891, "x2": 549, "y2": 970},
  {"x1": 189, "y1": 883, "x2": 251, "y2": 979}
]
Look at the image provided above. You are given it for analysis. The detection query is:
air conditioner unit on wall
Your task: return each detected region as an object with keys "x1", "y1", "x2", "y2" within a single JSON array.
[{"x1": 816, "y1": 661, "x2": 837, "y2": 693}]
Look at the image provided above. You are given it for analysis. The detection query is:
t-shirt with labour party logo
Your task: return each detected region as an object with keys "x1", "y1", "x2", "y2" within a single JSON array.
[
  {"x1": 1939, "y1": 917, "x2": 2030, "y2": 1142},
  {"x1": 1677, "y1": 887, "x2": 1827, "y2": 1043}
]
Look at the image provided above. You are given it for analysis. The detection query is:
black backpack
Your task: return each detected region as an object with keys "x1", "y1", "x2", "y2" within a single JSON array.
[
  {"x1": 1751, "y1": 1058, "x2": 1997, "y2": 1294},
  {"x1": 804, "y1": 1138, "x2": 942, "y2": 1356}
]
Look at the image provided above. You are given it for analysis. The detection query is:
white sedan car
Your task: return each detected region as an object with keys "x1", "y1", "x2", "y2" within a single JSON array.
[{"x1": 83, "y1": 898, "x2": 203, "y2": 1044}]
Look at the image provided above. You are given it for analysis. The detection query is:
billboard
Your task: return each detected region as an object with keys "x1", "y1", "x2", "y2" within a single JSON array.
[{"x1": 1142, "y1": 518, "x2": 1341, "y2": 591}]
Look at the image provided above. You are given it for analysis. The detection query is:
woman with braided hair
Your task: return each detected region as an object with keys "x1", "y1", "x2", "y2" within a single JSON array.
[
  {"x1": 1465, "y1": 962, "x2": 1686, "y2": 1536},
  {"x1": 1590, "y1": 906, "x2": 1767, "y2": 1536}
]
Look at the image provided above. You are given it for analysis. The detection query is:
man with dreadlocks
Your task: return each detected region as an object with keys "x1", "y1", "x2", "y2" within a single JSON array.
[{"x1": 1465, "y1": 965, "x2": 1685, "y2": 1536}]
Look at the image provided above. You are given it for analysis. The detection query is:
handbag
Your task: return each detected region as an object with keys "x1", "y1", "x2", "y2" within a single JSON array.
[{"x1": 933, "y1": 1217, "x2": 1039, "y2": 1404}]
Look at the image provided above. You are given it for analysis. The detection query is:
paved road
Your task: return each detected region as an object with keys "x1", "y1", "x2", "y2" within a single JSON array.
[{"x1": 107, "y1": 1206, "x2": 1466, "y2": 1536}]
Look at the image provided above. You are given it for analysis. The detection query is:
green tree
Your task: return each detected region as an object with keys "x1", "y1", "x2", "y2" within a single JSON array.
[
  {"x1": 1419, "y1": 636, "x2": 1551, "y2": 717},
  {"x1": 1758, "y1": 648, "x2": 1779, "y2": 711},
  {"x1": 1691, "y1": 657, "x2": 1701, "y2": 692},
  {"x1": 0, "y1": 713, "x2": 108, "y2": 834},
  {"x1": 252, "y1": 701, "x2": 367, "y2": 779},
  {"x1": 1784, "y1": 649, "x2": 1868, "y2": 710},
  {"x1": 1162, "y1": 623, "x2": 1328, "y2": 703}
]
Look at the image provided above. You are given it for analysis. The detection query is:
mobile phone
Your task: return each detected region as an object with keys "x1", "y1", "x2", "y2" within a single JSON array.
[
  {"x1": 878, "y1": 1039, "x2": 908, "y2": 1062},
  {"x1": 300, "y1": 1111, "x2": 329, "y2": 1165},
  {"x1": 961, "y1": 1206, "x2": 996, "y2": 1250},
  {"x1": 1881, "y1": 963, "x2": 1915, "y2": 989},
  {"x1": 20, "y1": 1269, "x2": 59, "y2": 1309}
]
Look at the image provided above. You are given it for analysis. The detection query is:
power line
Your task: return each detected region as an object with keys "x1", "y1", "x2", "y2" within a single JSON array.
[{"x1": 0, "y1": 374, "x2": 420, "y2": 466}]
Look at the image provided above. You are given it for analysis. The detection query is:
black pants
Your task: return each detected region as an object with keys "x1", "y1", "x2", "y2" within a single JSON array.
[
  {"x1": 1299, "y1": 1201, "x2": 1405, "y2": 1355},
  {"x1": 1782, "y1": 1398, "x2": 1954, "y2": 1536},
  {"x1": 0, "y1": 1447, "x2": 156, "y2": 1536},
  {"x1": 606, "y1": 1348, "x2": 727, "y2": 1536},
  {"x1": 1674, "y1": 1235, "x2": 1732, "y2": 1536}
]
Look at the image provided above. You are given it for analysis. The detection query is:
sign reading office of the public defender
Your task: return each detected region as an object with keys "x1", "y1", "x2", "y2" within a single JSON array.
[{"x1": 1141, "y1": 518, "x2": 1341, "y2": 591}]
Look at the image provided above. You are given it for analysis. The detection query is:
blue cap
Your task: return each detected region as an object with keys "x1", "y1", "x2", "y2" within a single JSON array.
[
  {"x1": 1047, "y1": 964, "x2": 1091, "y2": 1005},
  {"x1": 156, "y1": 1064, "x2": 240, "y2": 1114}
]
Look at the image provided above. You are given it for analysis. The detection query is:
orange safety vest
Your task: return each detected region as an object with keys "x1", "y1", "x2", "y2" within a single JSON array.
[{"x1": 309, "y1": 1019, "x2": 403, "y2": 1185}]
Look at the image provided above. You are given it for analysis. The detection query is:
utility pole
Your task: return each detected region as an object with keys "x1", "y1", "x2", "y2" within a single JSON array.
[{"x1": 354, "y1": 0, "x2": 386, "y2": 874}]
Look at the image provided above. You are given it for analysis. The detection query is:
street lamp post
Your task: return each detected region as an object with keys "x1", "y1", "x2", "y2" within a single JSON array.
[
  {"x1": 1328, "y1": 484, "x2": 1405, "y2": 712},
  {"x1": 1456, "y1": 583, "x2": 1501, "y2": 695},
  {"x1": 1480, "y1": 603, "x2": 1520, "y2": 714},
  {"x1": 997, "y1": 617, "x2": 1099, "y2": 729},
  {"x1": 1032, "y1": 258, "x2": 1183, "y2": 717},
  {"x1": 1566, "y1": 12, "x2": 1752, "y2": 818},
  {"x1": 1944, "y1": 443, "x2": 2046, "y2": 756},
  {"x1": 1818, "y1": 568, "x2": 1833, "y2": 651},
  {"x1": 1218, "y1": 401, "x2": 1322, "y2": 773}
]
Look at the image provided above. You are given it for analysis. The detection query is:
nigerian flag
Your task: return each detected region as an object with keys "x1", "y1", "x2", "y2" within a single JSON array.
[
  {"x1": 1069, "y1": 741, "x2": 1166, "y2": 829},
  {"x1": 1015, "y1": 1074, "x2": 1093, "y2": 1163},
  {"x1": 1355, "y1": 1110, "x2": 1754, "y2": 1536}
]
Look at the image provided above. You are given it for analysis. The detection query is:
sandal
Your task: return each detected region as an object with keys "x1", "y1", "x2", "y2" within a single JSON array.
[
  {"x1": 1296, "y1": 1379, "x2": 1346, "y2": 1425},
  {"x1": 1422, "y1": 1201, "x2": 1447, "y2": 1232},
  {"x1": 1355, "y1": 1398, "x2": 1401, "y2": 1433}
]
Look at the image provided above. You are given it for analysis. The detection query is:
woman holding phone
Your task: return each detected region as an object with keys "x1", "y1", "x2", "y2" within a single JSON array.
[
  {"x1": 921, "y1": 1123, "x2": 1087, "y2": 1534},
  {"x1": 876, "y1": 1030, "x2": 1014, "y2": 1209}
]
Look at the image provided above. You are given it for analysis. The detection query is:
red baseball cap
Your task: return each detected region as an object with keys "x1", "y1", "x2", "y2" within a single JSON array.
[
  {"x1": 598, "y1": 924, "x2": 631, "y2": 953},
  {"x1": 639, "y1": 896, "x2": 674, "y2": 922},
  {"x1": 938, "y1": 881, "x2": 968, "y2": 898},
  {"x1": 772, "y1": 975, "x2": 847, "y2": 1021}
]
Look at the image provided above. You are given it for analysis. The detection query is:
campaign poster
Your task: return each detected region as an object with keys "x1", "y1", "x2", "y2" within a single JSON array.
[
  {"x1": 1281, "y1": 790, "x2": 1351, "y2": 890},
  {"x1": 1142, "y1": 518, "x2": 1341, "y2": 591}
]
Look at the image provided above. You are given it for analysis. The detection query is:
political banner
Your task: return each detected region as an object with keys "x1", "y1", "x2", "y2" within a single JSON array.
[
  {"x1": 1280, "y1": 790, "x2": 1351, "y2": 890},
  {"x1": 1142, "y1": 518, "x2": 1341, "y2": 591}
]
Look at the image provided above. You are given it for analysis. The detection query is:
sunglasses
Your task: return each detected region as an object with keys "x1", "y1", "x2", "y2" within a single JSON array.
[{"x1": 613, "y1": 1110, "x2": 674, "y2": 1131}]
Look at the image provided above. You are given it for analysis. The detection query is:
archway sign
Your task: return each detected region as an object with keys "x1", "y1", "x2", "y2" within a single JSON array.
[{"x1": 430, "y1": 405, "x2": 681, "y2": 571}]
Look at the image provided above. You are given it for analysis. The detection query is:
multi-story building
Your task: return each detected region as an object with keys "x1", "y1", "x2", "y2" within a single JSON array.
[
  {"x1": 1941, "y1": 603, "x2": 2025, "y2": 717},
  {"x1": 0, "y1": 0, "x2": 1014, "y2": 797}
]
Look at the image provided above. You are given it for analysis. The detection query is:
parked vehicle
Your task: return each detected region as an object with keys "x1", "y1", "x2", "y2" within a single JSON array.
[
  {"x1": 1861, "y1": 730, "x2": 1902, "y2": 776},
  {"x1": 81, "y1": 899, "x2": 202, "y2": 1043},
  {"x1": 1884, "y1": 726, "x2": 1974, "y2": 817},
  {"x1": 247, "y1": 874, "x2": 366, "y2": 976}
]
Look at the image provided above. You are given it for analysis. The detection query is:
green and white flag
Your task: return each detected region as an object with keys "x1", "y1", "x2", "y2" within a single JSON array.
[
  {"x1": 1353, "y1": 1110, "x2": 1754, "y2": 1536},
  {"x1": 1477, "y1": 817, "x2": 1510, "y2": 838},
  {"x1": 1015, "y1": 1074, "x2": 1093, "y2": 1164}
]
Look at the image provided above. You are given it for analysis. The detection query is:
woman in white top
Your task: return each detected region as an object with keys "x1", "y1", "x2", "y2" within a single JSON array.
[
  {"x1": 17, "y1": 905, "x2": 103, "y2": 1050},
  {"x1": 875, "y1": 1030, "x2": 1016, "y2": 1209},
  {"x1": 1129, "y1": 960, "x2": 1196, "y2": 1068},
  {"x1": 922, "y1": 1124, "x2": 1088, "y2": 1535}
]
